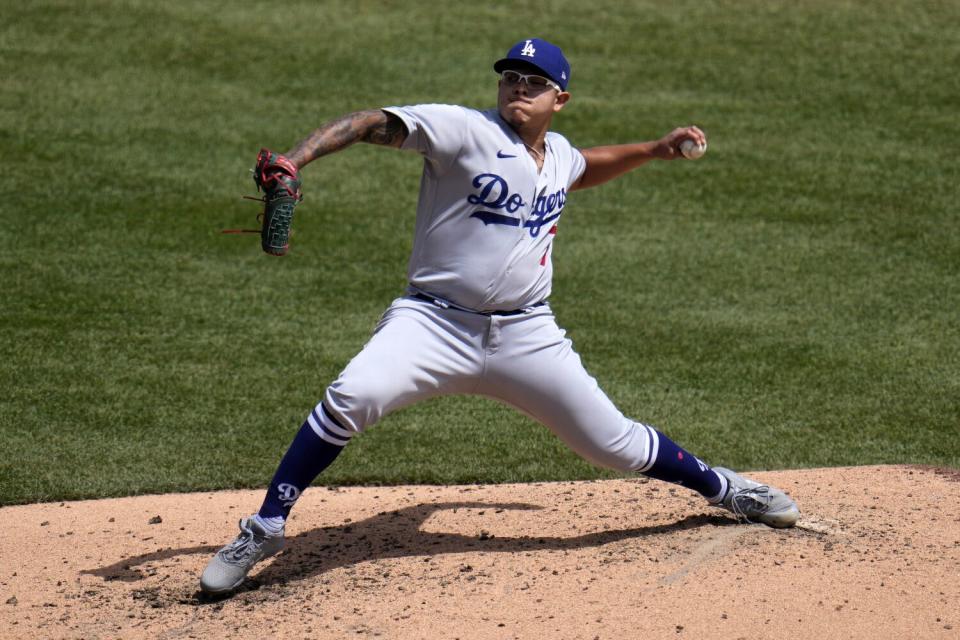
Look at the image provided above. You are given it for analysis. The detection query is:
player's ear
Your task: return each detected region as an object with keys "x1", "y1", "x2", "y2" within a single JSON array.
[{"x1": 553, "y1": 91, "x2": 571, "y2": 112}]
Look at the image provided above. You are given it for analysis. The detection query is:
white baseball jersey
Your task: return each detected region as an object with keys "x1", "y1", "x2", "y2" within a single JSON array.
[{"x1": 383, "y1": 104, "x2": 586, "y2": 312}]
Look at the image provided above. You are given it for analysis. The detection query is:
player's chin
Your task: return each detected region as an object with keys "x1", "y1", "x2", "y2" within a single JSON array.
[{"x1": 500, "y1": 105, "x2": 531, "y2": 126}]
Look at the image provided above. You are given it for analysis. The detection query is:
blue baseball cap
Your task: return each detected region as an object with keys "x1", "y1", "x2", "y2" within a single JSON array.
[{"x1": 493, "y1": 38, "x2": 571, "y2": 90}]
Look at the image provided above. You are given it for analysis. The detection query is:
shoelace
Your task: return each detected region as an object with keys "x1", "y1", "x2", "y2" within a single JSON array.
[
  {"x1": 729, "y1": 485, "x2": 772, "y2": 524},
  {"x1": 221, "y1": 522, "x2": 262, "y2": 563}
]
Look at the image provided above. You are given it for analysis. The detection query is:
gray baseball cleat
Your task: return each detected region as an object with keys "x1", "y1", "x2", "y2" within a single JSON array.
[
  {"x1": 713, "y1": 467, "x2": 800, "y2": 528},
  {"x1": 200, "y1": 516, "x2": 285, "y2": 594}
]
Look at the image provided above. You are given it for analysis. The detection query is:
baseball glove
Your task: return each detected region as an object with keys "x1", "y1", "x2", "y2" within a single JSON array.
[{"x1": 251, "y1": 148, "x2": 303, "y2": 256}]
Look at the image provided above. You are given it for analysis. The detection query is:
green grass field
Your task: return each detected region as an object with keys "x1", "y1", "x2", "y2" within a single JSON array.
[{"x1": 2, "y1": 0, "x2": 958, "y2": 505}]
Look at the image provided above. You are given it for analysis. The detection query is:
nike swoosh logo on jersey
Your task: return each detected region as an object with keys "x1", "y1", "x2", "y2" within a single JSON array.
[{"x1": 497, "y1": 150, "x2": 517, "y2": 158}]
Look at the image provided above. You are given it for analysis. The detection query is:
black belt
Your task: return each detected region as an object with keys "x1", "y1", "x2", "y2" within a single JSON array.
[{"x1": 410, "y1": 292, "x2": 546, "y2": 316}]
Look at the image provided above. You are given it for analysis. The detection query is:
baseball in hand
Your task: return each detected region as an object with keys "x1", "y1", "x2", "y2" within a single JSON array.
[{"x1": 679, "y1": 138, "x2": 707, "y2": 160}]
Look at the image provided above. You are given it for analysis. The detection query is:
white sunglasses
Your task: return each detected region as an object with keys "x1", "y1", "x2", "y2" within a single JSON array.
[{"x1": 500, "y1": 70, "x2": 561, "y2": 92}]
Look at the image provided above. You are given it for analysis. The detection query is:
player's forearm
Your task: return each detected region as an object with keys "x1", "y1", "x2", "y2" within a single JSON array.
[
  {"x1": 284, "y1": 109, "x2": 407, "y2": 169},
  {"x1": 573, "y1": 141, "x2": 668, "y2": 190}
]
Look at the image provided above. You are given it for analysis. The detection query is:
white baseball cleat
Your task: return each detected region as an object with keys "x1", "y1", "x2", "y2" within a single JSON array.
[
  {"x1": 200, "y1": 516, "x2": 285, "y2": 594},
  {"x1": 713, "y1": 467, "x2": 800, "y2": 528}
]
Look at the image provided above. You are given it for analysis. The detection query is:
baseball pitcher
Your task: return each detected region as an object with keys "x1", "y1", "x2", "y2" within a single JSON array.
[{"x1": 201, "y1": 38, "x2": 799, "y2": 595}]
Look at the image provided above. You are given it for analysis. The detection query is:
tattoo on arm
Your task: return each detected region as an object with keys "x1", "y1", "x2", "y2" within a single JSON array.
[
  {"x1": 285, "y1": 110, "x2": 407, "y2": 168},
  {"x1": 362, "y1": 111, "x2": 407, "y2": 147}
]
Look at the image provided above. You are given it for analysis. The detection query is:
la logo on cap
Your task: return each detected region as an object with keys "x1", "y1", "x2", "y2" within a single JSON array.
[{"x1": 521, "y1": 40, "x2": 536, "y2": 57}]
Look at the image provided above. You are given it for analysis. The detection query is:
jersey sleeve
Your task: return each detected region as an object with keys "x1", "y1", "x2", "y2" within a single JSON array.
[
  {"x1": 383, "y1": 104, "x2": 467, "y2": 171},
  {"x1": 567, "y1": 145, "x2": 587, "y2": 188}
]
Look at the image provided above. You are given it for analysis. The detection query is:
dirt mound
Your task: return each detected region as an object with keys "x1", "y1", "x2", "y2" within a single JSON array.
[{"x1": 2, "y1": 465, "x2": 958, "y2": 639}]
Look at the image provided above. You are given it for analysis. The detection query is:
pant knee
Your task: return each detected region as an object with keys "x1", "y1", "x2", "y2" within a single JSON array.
[
  {"x1": 322, "y1": 384, "x2": 377, "y2": 435},
  {"x1": 323, "y1": 368, "x2": 408, "y2": 435}
]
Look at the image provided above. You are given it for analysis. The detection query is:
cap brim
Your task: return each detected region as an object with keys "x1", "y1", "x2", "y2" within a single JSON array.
[{"x1": 493, "y1": 57, "x2": 553, "y2": 79}]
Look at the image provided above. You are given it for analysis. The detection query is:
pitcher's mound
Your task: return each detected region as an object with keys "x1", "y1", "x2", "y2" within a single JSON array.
[{"x1": 2, "y1": 465, "x2": 957, "y2": 639}]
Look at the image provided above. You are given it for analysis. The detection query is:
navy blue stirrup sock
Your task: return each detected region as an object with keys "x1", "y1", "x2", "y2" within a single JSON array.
[
  {"x1": 258, "y1": 413, "x2": 347, "y2": 520},
  {"x1": 642, "y1": 428, "x2": 725, "y2": 501}
]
